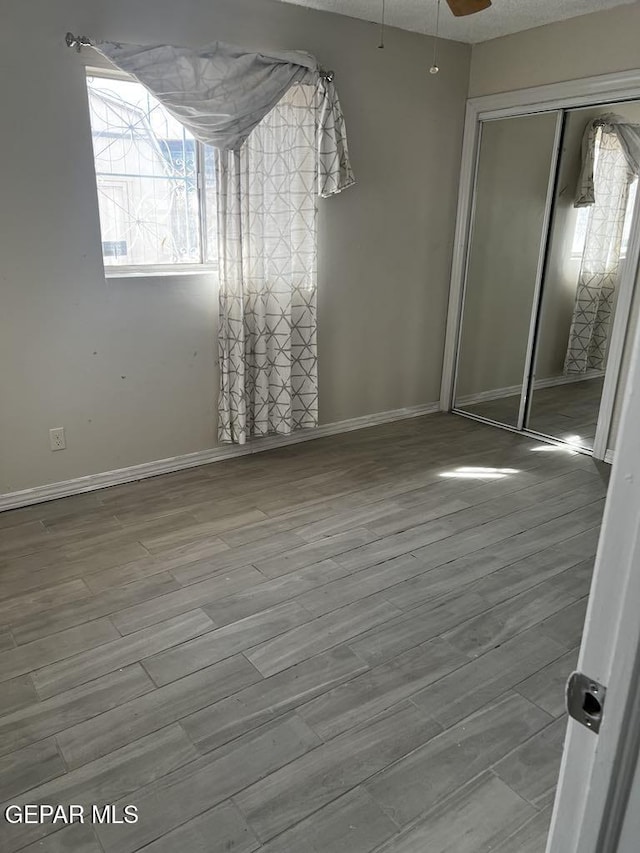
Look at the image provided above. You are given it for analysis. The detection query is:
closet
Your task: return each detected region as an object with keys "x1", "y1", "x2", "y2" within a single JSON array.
[{"x1": 447, "y1": 98, "x2": 640, "y2": 460}]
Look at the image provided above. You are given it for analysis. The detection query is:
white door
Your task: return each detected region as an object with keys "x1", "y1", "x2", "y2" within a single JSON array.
[{"x1": 547, "y1": 284, "x2": 640, "y2": 851}]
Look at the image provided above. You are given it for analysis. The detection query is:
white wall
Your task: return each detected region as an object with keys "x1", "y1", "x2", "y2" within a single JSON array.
[
  {"x1": 0, "y1": 0, "x2": 470, "y2": 495},
  {"x1": 470, "y1": 2, "x2": 640, "y2": 97}
]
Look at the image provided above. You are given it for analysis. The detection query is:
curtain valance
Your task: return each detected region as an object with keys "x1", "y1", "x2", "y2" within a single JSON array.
[
  {"x1": 575, "y1": 113, "x2": 640, "y2": 207},
  {"x1": 96, "y1": 39, "x2": 354, "y2": 198}
]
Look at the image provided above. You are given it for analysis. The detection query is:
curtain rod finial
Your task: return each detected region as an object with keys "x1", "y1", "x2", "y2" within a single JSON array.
[{"x1": 66, "y1": 32, "x2": 92, "y2": 51}]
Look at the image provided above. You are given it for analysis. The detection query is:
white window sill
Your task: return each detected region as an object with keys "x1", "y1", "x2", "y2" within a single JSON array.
[
  {"x1": 569, "y1": 254, "x2": 628, "y2": 262},
  {"x1": 105, "y1": 266, "x2": 217, "y2": 280}
]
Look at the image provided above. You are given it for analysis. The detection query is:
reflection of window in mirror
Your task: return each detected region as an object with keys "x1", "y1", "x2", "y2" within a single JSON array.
[{"x1": 572, "y1": 177, "x2": 638, "y2": 259}]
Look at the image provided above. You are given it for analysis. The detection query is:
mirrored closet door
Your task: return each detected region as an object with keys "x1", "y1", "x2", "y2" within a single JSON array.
[
  {"x1": 526, "y1": 103, "x2": 640, "y2": 451},
  {"x1": 454, "y1": 111, "x2": 560, "y2": 427},
  {"x1": 452, "y1": 98, "x2": 640, "y2": 459}
]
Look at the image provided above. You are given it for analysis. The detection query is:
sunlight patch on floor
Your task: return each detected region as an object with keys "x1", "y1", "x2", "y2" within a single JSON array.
[
  {"x1": 529, "y1": 437, "x2": 581, "y2": 455},
  {"x1": 439, "y1": 466, "x2": 520, "y2": 480}
]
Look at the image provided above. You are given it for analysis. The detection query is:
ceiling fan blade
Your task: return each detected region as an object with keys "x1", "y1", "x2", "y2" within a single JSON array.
[{"x1": 446, "y1": 0, "x2": 492, "y2": 16}]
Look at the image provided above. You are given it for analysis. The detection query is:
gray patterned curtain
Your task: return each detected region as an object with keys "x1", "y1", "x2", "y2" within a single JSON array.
[
  {"x1": 218, "y1": 84, "x2": 320, "y2": 442},
  {"x1": 565, "y1": 122, "x2": 636, "y2": 374},
  {"x1": 97, "y1": 40, "x2": 355, "y2": 444},
  {"x1": 217, "y1": 76, "x2": 354, "y2": 443}
]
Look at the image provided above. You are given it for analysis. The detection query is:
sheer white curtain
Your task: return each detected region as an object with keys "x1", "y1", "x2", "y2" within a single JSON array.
[
  {"x1": 97, "y1": 40, "x2": 354, "y2": 444},
  {"x1": 565, "y1": 121, "x2": 637, "y2": 374},
  {"x1": 217, "y1": 84, "x2": 321, "y2": 442}
]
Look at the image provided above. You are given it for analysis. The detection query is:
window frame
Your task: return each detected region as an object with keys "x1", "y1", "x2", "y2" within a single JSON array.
[{"x1": 86, "y1": 67, "x2": 217, "y2": 278}]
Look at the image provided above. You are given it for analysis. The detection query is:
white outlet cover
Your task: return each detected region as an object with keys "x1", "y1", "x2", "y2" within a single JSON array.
[{"x1": 49, "y1": 427, "x2": 66, "y2": 451}]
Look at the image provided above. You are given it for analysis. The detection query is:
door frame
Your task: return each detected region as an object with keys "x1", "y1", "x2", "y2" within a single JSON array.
[
  {"x1": 440, "y1": 69, "x2": 640, "y2": 460},
  {"x1": 546, "y1": 249, "x2": 640, "y2": 852}
]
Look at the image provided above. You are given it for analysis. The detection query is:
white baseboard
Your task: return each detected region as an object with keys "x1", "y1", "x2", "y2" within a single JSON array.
[
  {"x1": 0, "y1": 401, "x2": 440, "y2": 512},
  {"x1": 456, "y1": 383, "x2": 521, "y2": 407},
  {"x1": 535, "y1": 371, "x2": 606, "y2": 390},
  {"x1": 457, "y1": 371, "x2": 605, "y2": 407}
]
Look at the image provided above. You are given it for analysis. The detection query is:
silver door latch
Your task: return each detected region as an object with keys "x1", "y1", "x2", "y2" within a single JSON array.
[{"x1": 566, "y1": 671, "x2": 606, "y2": 734}]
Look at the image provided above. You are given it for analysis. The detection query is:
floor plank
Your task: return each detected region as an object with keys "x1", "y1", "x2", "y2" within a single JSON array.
[
  {"x1": 0, "y1": 675, "x2": 38, "y2": 717},
  {"x1": 372, "y1": 772, "x2": 536, "y2": 853},
  {"x1": 31, "y1": 610, "x2": 214, "y2": 698},
  {"x1": 109, "y1": 566, "x2": 262, "y2": 635},
  {"x1": 258, "y1": 787, "x2": 397, "y2": 853},
  {"x1": 95, "y1": 715, "x2": 320, "y2": 853},
  {"x1": 17, "y1": 823, "x2": 103, "y2": 853},
  {"x1": 245, "y1": 596, "x2": 402, "y2": 677},
  {"x1": 348, "y1": 547, "x2": 589, "y2": 669},
  {"x1": 441, "y1": 558, "x2": 592, "y2": 657},
  {"x1": 0, "y1": 618, "x2": 120, "y2": 685},
  {"x1": 515, "y1": 648, "x2": 579, "y2": 718},
  {"x1": 135, "y1": 800, "x2": 260, "y2": 853},
  {"x1": 233, "y1": 702, "x2": 440, "y2": 841},
  {"x1": 363, "y1": 692, "x2": 551, "y2": 828},
  {"x1": 297, "y1": 637, "x2": 467, "y2": 740},
  {"x1": 493, "y1": 716, "x2": 567, "y2": 808},
  {"x1": 0, "y1": 578, "x2": 91, "y2": 629},
  {"x1": 0, "y1": 736, "x2": 66, "y2": 800},
  {"x1": 181, "y1": 646, "x2": 368, "y2": 754},
  {"x1": 202, "y1": 559, "x2": 350, "y2": 626},
  {"x1": 10, "y1": 572, "x2": 181, "y2": 646},
  {"x1": 56, "y1": 655, "x2": 261, "y2": 769},
  {"x1": 491, "y1": 805, "x2": 554, "y2": 853},
  {"x1": 0, "y1": 725, "x2": 197, "y2": 853},
  {"x1": 410, "y1": 628, "x2": 569, "y2": 728},
  {"x1": 142, "y1": 601, "x2": 312, "y2": 687},
  {"x1": 0, "y1": 664, "x2": 153, "y2": 756}
]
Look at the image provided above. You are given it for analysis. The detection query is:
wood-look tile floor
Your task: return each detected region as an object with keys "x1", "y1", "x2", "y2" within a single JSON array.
[{"x1": 0, "y1": 414, "x2": 608, "y2": 853}]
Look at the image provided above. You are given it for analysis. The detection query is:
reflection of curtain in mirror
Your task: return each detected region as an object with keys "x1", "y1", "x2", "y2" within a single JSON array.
[{"x1": 564, "y1": 129, "x2": 633, "y2": 374}]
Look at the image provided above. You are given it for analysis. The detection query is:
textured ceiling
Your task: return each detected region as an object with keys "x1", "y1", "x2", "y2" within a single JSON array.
[{"x1": 275, "y1": 0, "x2": 639, "y2": 43}]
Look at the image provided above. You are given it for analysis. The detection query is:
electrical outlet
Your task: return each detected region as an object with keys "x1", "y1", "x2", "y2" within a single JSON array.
[{"x1": 49, "y1": 427, "x2": 66, "y2": 451}]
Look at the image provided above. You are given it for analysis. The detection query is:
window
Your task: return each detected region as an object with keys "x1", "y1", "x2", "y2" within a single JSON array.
[
  {"x1": 621, "y1": 178, "x2": 638, "y2": 258},
  {"x1": 571, "y1": 206, "x2": 590, "y2": 259},
  {"x1": 572, "y1": 178, "x2": 638, "y2": 260},
  {"x1": 86, "y1": 73, "x2": 216, "y2": 272}
]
